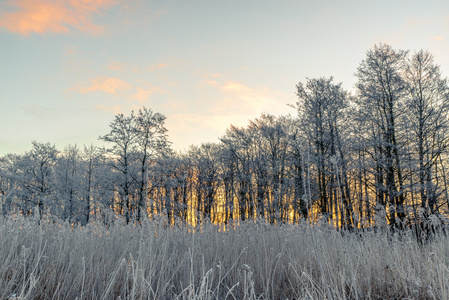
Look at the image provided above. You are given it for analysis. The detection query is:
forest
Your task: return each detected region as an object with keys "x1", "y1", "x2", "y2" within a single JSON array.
[
  {"x1": 2, "y1": 43, "x2": 449, "y2": 299},
  {"x1": 2, "y1": 43, "x2": 449, "y2": 233}
]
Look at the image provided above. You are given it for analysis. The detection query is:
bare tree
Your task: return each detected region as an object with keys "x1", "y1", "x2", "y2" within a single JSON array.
[
  {"x1": 296, "y1": 77, "x2": 352, "y2": 226},
  {"x1": 134, "y1": 107, "x2": 170, "y2": 222},
  {"x1": 80, "y1": 144, "x2": 102, "y2": 224},
  {"x1": 99, "y1": 112, "x2": 139, "y2": 223},
  {"x1": 99, "y1": 107, "x2": 169, "y2": 223},
  {"x1": 355, "y1": 43, "x2": 408, "y2": 228},
  {"x1": 15, "y1": 142, "x2": 59, "y2": 217},
  {"x1": 403, "y1": 50, "x2": 449, "y2": 216},
  {"x1": 54, "y1": 144, "x2": 80, "y2": 221}
]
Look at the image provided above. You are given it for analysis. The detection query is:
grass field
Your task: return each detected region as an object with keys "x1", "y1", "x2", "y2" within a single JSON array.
[{"x1": 1, "y1": 214, "x2": 448, "y2": 299}]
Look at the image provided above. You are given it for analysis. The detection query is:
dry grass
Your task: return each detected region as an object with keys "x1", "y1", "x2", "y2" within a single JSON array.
[{"x1": 0, "y1": 214, "x2": 448, "y2": 299}]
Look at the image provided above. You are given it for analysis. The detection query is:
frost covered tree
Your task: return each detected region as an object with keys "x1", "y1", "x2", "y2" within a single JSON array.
[
  {"x1": 134, "y1": 107, "x2": 170, "y2": 222},
  {"x1": 221, "y1": 124, "x2": 256, "y2": 221},
  {"x1": 14, "y1": 142, "x2": 59, "y2": 217},
  {"x1": 355, "y1": 43, "x2": 408, "y2": 227},
  {"x1": 99, "y1": 112, "x2": 139, "y2": 223},
  {"x1": 80, "y1": 144, "x2": 104, "y2": 225},
  {"x1": 0, "y1": 154, "x2": 21, "y2": 215},
  {"x1": 54, "y1": 144, "x2": 81, "y2": 221},
  {"x1": 192, "y1": 143, "x2": 221, "y2": 222},
  {"x1": 403, "y1": 50, "x2": 449, "y2": 216},
  {"x1": 296, "y1": 77, "x2": 353, "y2": 227},
  {"x1": 99, "y1": 107, "x2": 169, "y2": 223},
  {"x1": 249, "y1": 114, "x2": 291, "y2": 223}
]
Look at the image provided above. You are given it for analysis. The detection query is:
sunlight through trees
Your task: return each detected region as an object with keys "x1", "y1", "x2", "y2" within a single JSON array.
[{"x1": 1, "y1": 44, "x2": 449, "y2": 235}]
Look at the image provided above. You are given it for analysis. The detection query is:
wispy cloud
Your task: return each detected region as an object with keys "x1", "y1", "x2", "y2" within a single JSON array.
[
  {"x1": 76, "y1": 76, "x2": 132, "y2": 94},
  {"x1": 200, "y1": 80, "x2": 219, "y2": 86},
  {"x1": 213, "y1": 80, "x2": 290, "y2": 116},
  {"x1": 432, "y1": 36, "x2": 445, "y2": 41},
  {"x1": 196, "y1": 75, "x2": 293, "y2": 120},
  {"x1": 167, "y1": 78, "x2": 293, "y2": 146},
  {"x1": 0, "y1": 0, "x2": 116, "y2": 35},
  {"x1": 131, "y1": 87, "x2": 163, "y2": 103}
]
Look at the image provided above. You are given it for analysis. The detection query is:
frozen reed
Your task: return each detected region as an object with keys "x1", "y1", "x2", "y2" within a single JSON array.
[{"x1": 0, "y1": 214, "x2": 448, "y2": 299}]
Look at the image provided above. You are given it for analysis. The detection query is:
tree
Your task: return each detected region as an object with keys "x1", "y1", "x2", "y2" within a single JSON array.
[
  {"x1": 15, "y1": 142, "x2": 59, "y2": 217},
  {"x1": 99, "y1": 107, "x2": 169, "y2": 223},
  {"x1": 296, "y1": 77, "x2": 352, "y2": 226},
  {"x1": 250, "y1": 114, "x2": 291, "y2": 223},
  {"x1": 80, "y1": 144, "x2": 103, "y2": 225},
  {"x1": 289, "y1": 126, "x2": 308, "y2": 221},
  {"x1": 221, "y1": 125, "x2": 255, "y2": 221},
  {"x1": 0, "y1": 154, "x2": 20, "y2": 215},
  {"x1": 403, "y1": 50, "x2": 449, "y2": 215},
  {"x1": 54, "y1": 144, "x2": 81, "y2": 221},
  {"x1": 134, "y1": 107, "x2": 170, "y2": 222},
  {"x1": 99, "y1": 112, "x2": 139, "y2": 223},
  {"x1": 355, "y1": 43, "x2": 408, "y2": 227}
]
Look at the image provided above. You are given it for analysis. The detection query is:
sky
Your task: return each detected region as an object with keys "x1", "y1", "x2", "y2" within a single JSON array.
[{"x1": 1, "y1": 0, "x2": 449, "y2": 155}]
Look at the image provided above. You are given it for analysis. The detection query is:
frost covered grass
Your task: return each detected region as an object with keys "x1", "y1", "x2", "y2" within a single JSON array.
[{"x1": 1, "y1": 214, "x2": 449, "y2": 299}]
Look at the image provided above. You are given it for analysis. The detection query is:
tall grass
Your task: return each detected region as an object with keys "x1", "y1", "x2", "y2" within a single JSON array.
[{"x1": 0, "y1": 213, "x2": 448, "y2": 299}]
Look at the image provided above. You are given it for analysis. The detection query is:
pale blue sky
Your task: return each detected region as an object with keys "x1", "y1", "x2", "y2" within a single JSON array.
[{"x1": 1, "y1": 0, "x2": 448, "y2": 155}]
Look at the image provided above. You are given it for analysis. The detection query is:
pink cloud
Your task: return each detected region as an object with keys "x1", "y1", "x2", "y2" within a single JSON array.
[
  {"x1": 131, "y1": 87, "x2": 163, "y2": 103},
  {"x1": 77, "y1": 77, "x2": 132, "y2": 94},
  {"x1": 0, "y1": 0, "x2": 115, "y2": 35}
]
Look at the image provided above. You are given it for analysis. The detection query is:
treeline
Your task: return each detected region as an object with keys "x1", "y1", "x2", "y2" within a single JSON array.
[{"x1": 1, "y1": 43, "x2": 449, "y2": 230}]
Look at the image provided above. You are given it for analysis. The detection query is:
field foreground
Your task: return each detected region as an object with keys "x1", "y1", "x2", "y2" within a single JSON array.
[{"x1": 1, "y1": 215, "x2": 449, "y2": 299}]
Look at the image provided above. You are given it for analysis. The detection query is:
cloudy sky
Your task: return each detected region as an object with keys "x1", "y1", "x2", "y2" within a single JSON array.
[{"x1": 1, "y1": 0, "x2": 448, "y2": 155}]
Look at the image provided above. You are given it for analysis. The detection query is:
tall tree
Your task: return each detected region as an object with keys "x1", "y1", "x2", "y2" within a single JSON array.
[
  {"x1": 355, "y1": 43, "x2": 408, "y2": 227},
  {"x1": 296, "y1": 77, "x2": 351, "y2": 226},
  {"x1": 54, "y1": 144, "x2": 80, "y2": 221},
  {"x1": 17, "y1": 142, "x2": 59, "y2": 217},
  {"x1": 80, "y1": 144, "x2": 103, "y2": 225},
  {"x1": 134, "y1": 107, "x2": 170, "y2": 222},
  {"x1": 99, "y1": 107, "x2": 169, "y2": 223},
  {"x1": 99, "y1": 112, "x2": 139, "y2": 223},
  {"x1": 0, "y1": 154, "x2": 20, "y2": 215},
  {"x1": 189, "y1": 143, "x2": 221, "y2": 222},
  {"x1": 403, "y1": 50, "x2": 449, "y2": 215},
  {"x1": 250, "y1": 114, "x2": 290, "y2": 223},
  {"x1": 221, "y1": 125, "x2": 255, "y2": 221}
]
